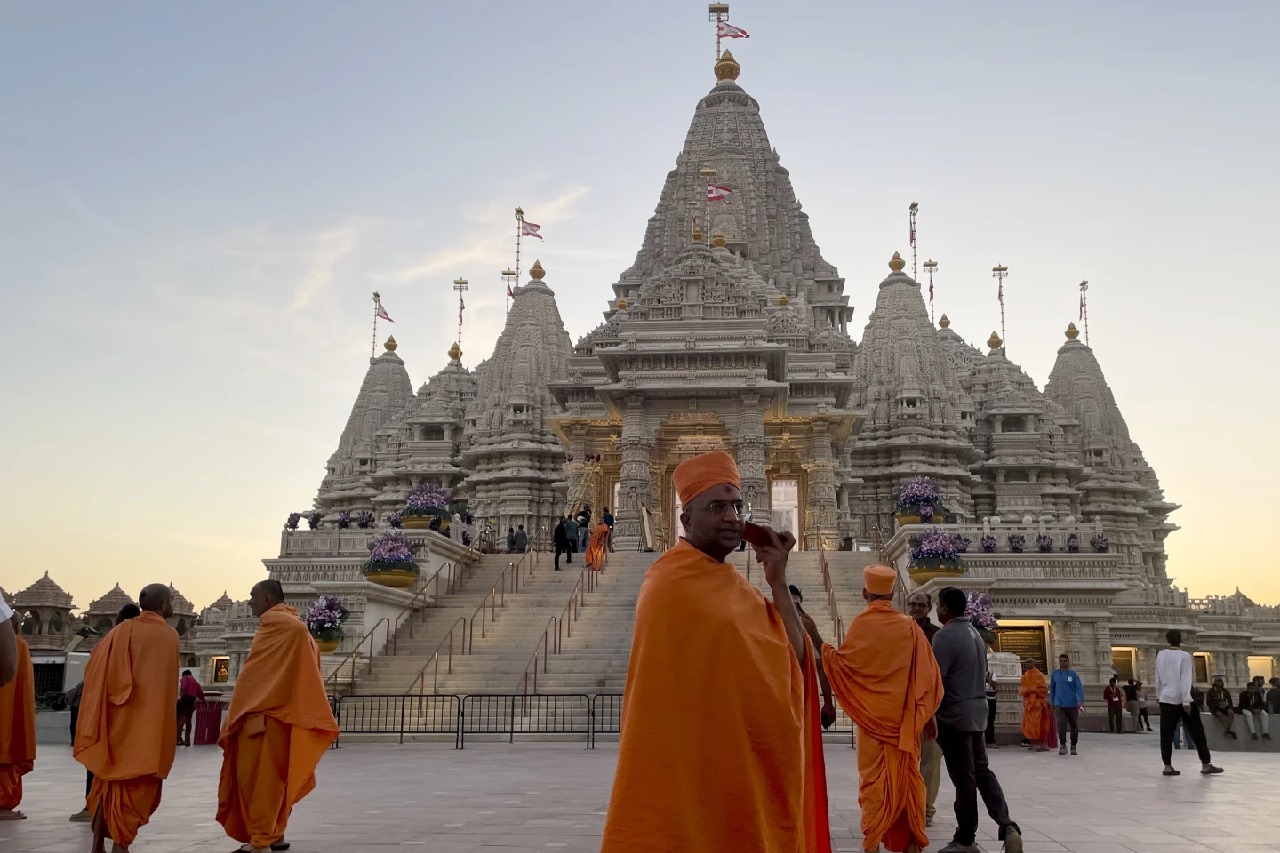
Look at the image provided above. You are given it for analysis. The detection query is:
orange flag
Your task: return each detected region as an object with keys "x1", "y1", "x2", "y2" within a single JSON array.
[
  {"x1": 217, "y1": 604, "x2": 338, "y2": 850},
  {"x1": 601, "y1": 540, "x2": 831, "y2": 852},
  {"x1": 0, "y1": 635, "x2": 36, "y2": 810},
  {"x1": 73, "y1": 612, "x2": 179, "y2": 846},
  {"x1": 821, "y1": 601, "x2": 943, "y2": 853}
]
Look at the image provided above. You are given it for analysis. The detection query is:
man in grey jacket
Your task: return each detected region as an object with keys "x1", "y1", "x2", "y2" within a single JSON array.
[{"x1": 932, "y1": 586, "x2": 1022, "y2": 853}]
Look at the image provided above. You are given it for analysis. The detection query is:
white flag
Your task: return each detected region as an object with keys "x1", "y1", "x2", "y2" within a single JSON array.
[
  {"x1": 521, "y1": 220, "x2": 543, "y2": 240},
  {"x1": 707, "y1": 184, "x2": 733, "y2": 202},
  {"x1": 717, "y1": 21, "x2": 749, "y2": 38}
]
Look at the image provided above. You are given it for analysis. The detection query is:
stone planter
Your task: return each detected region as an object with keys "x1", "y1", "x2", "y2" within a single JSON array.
[
  {"x1": 896, "y1": 512, "x2": 945, "y2": 526},
  {"x1": 402, "y1": 515, "x2": 433, "y2": 530},
  {"x1": 362, "y1": 560, "x2": 419, "y2": 588},
  {"x1": 907, "y1": 557, "x2": 965, "y2": 585},
  {"x1": 315, "y1": 638, "x2": 340, "y2": 654}
]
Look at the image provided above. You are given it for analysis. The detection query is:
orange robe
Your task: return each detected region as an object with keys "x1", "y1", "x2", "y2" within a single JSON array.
[
  {"x1": 73, "y1": 611, "x2": 179, "y2": 846},
  {"x1": 601, "y1": 539, "x2": 831, "y2": 853},
  {"x1": 0, "y1": 636, "x2": 35, "y2": 810},
  {"x1": 820, "y1": 601, "x2": 943, "y2": 853},
  {"x1": 584, "y1": 522, "x2": 610, "y2": 571},
  {"x1": 217, "y1": 604, "x2": 339, "y2": 849},
  {"x1": 1020, "y1": 668, "x2": 1051, "y2": 744}
]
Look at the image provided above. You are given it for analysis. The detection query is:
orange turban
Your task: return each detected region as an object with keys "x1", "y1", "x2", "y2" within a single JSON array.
[
  {"x1": 673, "y1": 451, "x2": 741, "y2": 505},
  {"x1": 863, "y1": 564, "x2": 897, "y2": 596}
]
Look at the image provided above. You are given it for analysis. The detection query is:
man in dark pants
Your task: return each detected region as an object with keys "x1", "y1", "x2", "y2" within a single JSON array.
[
  {"x1": 1048, "y1": 654, "x2": 1086, "y2": 755},
  {"x1": 1154, "y1": 629, "x2": 1223, "y2": 777},
  {"x1": 552, "y1": 517, "x2": 569, "y2": 570},
  {"x1": 932, "y1": 586, "x2": 1022, "y2": 853},
  {"x1": 984, "y1": 671, "x2": 999, "y2": 749}
]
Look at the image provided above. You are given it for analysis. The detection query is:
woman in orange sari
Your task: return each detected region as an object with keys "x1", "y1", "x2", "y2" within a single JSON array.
[
  {"x1": 584, "y1": 521, "x2": 610, "y2": 571},
  {"x1": 1019, "y1": 663, "x2": 1052, "y2": 752}
]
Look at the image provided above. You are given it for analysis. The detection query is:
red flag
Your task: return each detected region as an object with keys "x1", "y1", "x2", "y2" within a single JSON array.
[
  {"x1": 507, "y1": 285, "x2": 515, "y2": 300},
  {"x1": 1079, "y1": 294, "x2": 1084, "y2": 320},
  {"x1": 997, "y1": 281, "x2": 1004, "y2": 306},
  {"x1": 375, "y1": 304, "x2": 394, "y2": 323},
  {"x1": 717, "y1": 21, "x2": 749, "y2": 38},
  {"x1": 929, "y1": 281, "x2": 934, "y2": 304},
  {"x1": 909, "y1": 220, "x2": 916, "y2": 247},
  {"x1": 707, "y1": 184, "x2": 733, "y2": 202},
  {"x1": 521, "y1": 220, "x2": 543, "y2": 240}
]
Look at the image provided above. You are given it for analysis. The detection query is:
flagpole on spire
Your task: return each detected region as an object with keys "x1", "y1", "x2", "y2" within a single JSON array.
[
  {"x1": 993, "y1": 264, "x2": 1009, "y2": 349},
  {"x1": 371, "y1": 291, "x2": 381, "y2": 359},
  {"x1": 908, "y1": 202, "x2": 919, "y2": 282},
  {"x1": 709, "y1": 3, "x2": 729, "y2": 60},
  {"x1": 923, "y1": 259, "x2": 938, "y2": 323},
  {"x1": 502, "y1": 268, "x2": 517, "y2": 315},
  {"x1": 515, "y1": 207, "x2": 525, "y2": 283},
  {"x1": 452, "y1": 277, "x2": 469, "y2": 351},
  {"x1": 1079, "y1": 280, "x2": 1090, "y2": 346},
  {"x1": 699, "y1": 166, "x2": 717, "y2": 237}
]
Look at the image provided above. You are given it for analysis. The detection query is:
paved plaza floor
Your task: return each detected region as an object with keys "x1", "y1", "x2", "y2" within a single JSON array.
[{"x1": 1, "y1": 733, "x2": 1274, "y2": 853}]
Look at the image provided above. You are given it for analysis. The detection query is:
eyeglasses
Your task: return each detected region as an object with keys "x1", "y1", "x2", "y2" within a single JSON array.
[{"x1": 692, "y1": 500, "x2": 745, "y2": 517}]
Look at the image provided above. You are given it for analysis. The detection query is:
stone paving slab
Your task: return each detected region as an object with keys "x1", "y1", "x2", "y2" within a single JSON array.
[{"x1": 1, "y1": 733, "x2": 1275, "y2": 852}]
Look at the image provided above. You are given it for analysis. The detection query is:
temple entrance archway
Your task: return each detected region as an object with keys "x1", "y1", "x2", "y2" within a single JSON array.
[{"x1": 770, "y1": 479, "x2": 801, "y2": 549}]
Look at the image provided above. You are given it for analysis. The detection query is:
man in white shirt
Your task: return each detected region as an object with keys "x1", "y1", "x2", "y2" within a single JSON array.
[
  {"x1": 0, "y1": 593, "x2": 17, "y2": 688},
  {"x1": 1155, "y1": 629, "x2": 1223, "y2": 777}
]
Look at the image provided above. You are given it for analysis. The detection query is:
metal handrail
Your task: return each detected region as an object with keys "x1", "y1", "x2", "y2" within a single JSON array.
[
  {"x1": 519, "y1": 616, "x2": 560, "y2": 695},
  {"x1": 324, "y1": 617, "x2": 390, "y2": 689},
  {"x1": 391, "y1": 561, "x2": 458, "y2": 653},
  {"x1": 818, "y1": 545, "x2": 844, "y2": 642},
  {"x1": 467, "y1": 561, "x2": 521, "y2": 649},
  {"x1": 406, "y1": 615, "x2": 467, "y2": 695},
  {"x1": 516, "y1": 567, "x2": 597, "y2": 694}
]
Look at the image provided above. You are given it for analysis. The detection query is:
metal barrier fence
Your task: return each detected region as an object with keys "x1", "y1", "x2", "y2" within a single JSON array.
[{"x1": 331, "y1": 691, "x2": 854, "y2": 749}]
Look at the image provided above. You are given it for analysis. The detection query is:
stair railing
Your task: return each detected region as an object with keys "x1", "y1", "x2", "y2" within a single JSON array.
[
  {"x1": 406, "y1": 615, "x2": 467, "y2": 695},
  {"x1": 818, "y1": 545, "x2": 844, "y2": 641},
  {"x1": 391, "y1": 561, "x2": 461, "y2": 653},
  {"x1": 518, "y1": 616, "x2": 559, "y2": 696},
  {"x1": 516, "y1": 565, "x2": 599, "y2": 694},
  {"x1": 324, "y1": 617, "x2": 390, "y2": 692}
]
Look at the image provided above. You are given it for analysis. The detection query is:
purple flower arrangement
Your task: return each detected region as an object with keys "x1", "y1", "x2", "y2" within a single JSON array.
[
  {"x1": 1090, "y1": 533, "x2": 1109, "y2": 553},
  {"x1": 284, "y1": 512, "x2": 301, "y2": 531},
  {"x1": 1066, "y1": 533, "x2": 1081, "y2": 553},
  {"x1": 306, "y1": 511, "x2": 322, "y2": 530},
  {"x1": 304, "y1": 594, "x2": 349, "y2": 642},
  {"x1": 980, "y1": 535, "x2": 997, "y2": 553},
  {"x1": 355, "y1": 511, "x2": 374, "y2": 529},
  {"x1": 1036, "y1": 534, "x2": 1054, "y2": 553},
  {"x1": 336, "y1": 511, "x2": 352, "y2": 529},
  {"x1": 362, "y1": 531, "x2": 417, "y2": 578},
  {"x1": 896, "y1": 477, "x2": 942, "y2": 515},
  {"x1": 1008, "y1": 534, "x2": 1026, "y2": 553},
  {"x1": 405, "y1": 483, "x2": 452, "y2": 518},
  {"x1": 388, "y1": 511, "x2": 404, "y2": 529},
  {"x1": 966, "y1": 592, "x2": 1000, "y2": 645},
  {"x1": 908, "y1": 528, "x2": 967, "y2": 573},
  {"x1": 954, "y1": 535, "x2": 972, "y2": 554}
]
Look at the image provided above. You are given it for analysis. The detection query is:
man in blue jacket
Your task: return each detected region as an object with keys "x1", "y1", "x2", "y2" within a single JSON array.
[{"x1": 1048, "y1": 653, "x2": 1087, "y2": 755}]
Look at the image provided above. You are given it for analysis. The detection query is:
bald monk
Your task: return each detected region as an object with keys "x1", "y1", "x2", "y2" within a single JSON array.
[
  {"x1": 0, "y1": 615, "x2": 35, "y2": 820},
  {"x1": 217, "y1": 580, "x2": 338, "y2": 853},
  {"x1": 74, "y1": 585, "x2": 179, "y2": 853},
  {"x1": 807, "y1": 567, "x2": 942, "y2": 853},
  {"x1": 1019, "y1": 663, "x2": 1052, "y2": 752},
  {"x1": 601, "y1": 450, "x2": 831, "y2": 852}
]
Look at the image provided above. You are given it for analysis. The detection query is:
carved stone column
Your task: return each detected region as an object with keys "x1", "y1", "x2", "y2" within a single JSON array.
[
  {"x1": 804, "y1": 423, "x2": 839, "y2": 549},
  {"x1": 732, "y1": 400, "x2": 771, "y2": 526},
  {"x1": 614, "y1": 398, "x2": 654, "y2": 551}
]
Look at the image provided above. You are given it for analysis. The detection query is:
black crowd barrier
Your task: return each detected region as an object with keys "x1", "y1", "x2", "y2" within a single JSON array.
[{"x1": 330, "y1": 691, "x2": 855, "y2": 749}]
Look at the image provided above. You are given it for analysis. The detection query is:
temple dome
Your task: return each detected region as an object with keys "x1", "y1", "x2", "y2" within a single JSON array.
[{"x1": 13, "y1": 571, "x2": 74, "y2": 610}]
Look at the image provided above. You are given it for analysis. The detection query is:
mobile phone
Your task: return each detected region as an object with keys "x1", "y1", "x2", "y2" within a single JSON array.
[{"x1": 741, "y1": 521, "x2": 774, "y2": 548}]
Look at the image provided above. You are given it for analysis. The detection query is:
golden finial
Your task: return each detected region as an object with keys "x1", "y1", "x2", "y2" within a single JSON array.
[
  {"x1": 712, "y1": 231, "x2": 726, "y2": 248},
  {"x1": 616, "y1": 296, "x2": 629, "y2": 311},
  {"x1": 987, "y1": 331, "x2": 1003, "y2": 350},
  {"x1": 384, "y1": 336, "x2": 398, "y2": 352},
  {"x1": 715, "y1": 49, "x2": 740, "y2": 82},
  {"x1": 448, "y1": 341, "x2": 462, "y2": 361},
  {"x1": 939, "y1": 314, "x2": 950, "y2": 329},
  {"x1": 692, "y1": 224, "x2": 704, "y2": 242},
  {"x1": 530, "y1": 259, "x2": 545, "y2": 280},
  {"x1": 778, "y1": 293, "x2": 789, "y2": 307},
  {"x1": 889, "y1": 251, "x2": 906, "y2": 272},
  {"x1": 1066, "y1": 322, "x2": 1080, "y2": 341}
]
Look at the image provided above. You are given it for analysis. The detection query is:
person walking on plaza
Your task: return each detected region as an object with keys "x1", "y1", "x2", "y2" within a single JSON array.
[
  {"x1": 1206, "y1": 677, "x2": 1237, "y2": 738},
  {"x1": 177, "y1": 669, "x2": 205, "y2": 747},
  {"x1": 1267, "y1": 677, "x2": 1280, "y2": 716},
  {"x1": 932, "y1": 586, "x2": 1023, "y2": 853},
  {"x1": 1104, "y1": 677, "x2": 1126, "y2": 733},
  {"x1": 74, "y1": 584, "x2": 179, "y2": 853},
  {"x1": 0, "y1": 614, "x2": 35, "y2": 821},
  {"x1": 1019, "y1": 663, "x2": 1052, "y2": 752},
  {"x1": 563, "y1": 515, "x2": 580, "y2": 564},
  {"x1": 1049, "y1": 654, "x2": 1086, "y2": 755},
  {"x1": 601, "y1": 507, "x2": 615, "y2": 552},
  {"x1": 1237, "y1": 682, "x2": 1271, "y2": 741},
  {"x1": 1137, "y1": 682, "x2": 1153, "y2": 731},
  {"x1": 984, "y1": 671, "x2": 1000, "y2": 749},
  {"x1": 217, "y1": 580, "x2": 339, "y2": 853},
  {"x1": 906, "y1": 591, "x2": 943, "y2": 828},
  {"x1": 814, "y1": 567, "x2": 942, "y2": 853},
  {"x1": 601, "y1": 451, "x2": 830, "y2": 852},
  {"x1": 1155, "y1": 630, "x2": 1223, "y2": 777},
  {"x1": 552, "y1": 517, "x2": 569, "y2": 570}
]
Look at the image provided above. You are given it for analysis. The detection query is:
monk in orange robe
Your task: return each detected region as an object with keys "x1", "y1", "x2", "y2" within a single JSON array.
[
  {"x1": 218, "y1": 580, "x2": 339, "y2": 853},
  {"x1": 812, "y1": 566, "x2": 943, "y2": 853},
  {"x1": 1019, "y1": 663, "x2": 1052, "y2": 751},
  {"x1": 0, "y1": 615, "x2": 35, "y2": 820},
  {"x1": 584, "y1": 521, "x2": 610, "y2": 571},
  {"x1": 74, "y1": 584, "x2": 179, "y2": 853},
  {"x1": 601, "y1": 450, "x2": 831, "y2": 853}
]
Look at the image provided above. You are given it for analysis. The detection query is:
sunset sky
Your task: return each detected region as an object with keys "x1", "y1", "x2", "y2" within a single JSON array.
[{"x1": 2, "y1": 1, "x2": 1277, "y2": 609}]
